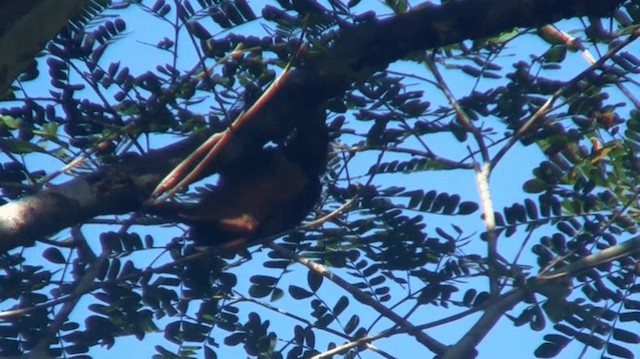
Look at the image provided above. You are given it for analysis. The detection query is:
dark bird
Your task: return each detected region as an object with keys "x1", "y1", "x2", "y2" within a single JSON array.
[{"x1": 148, "y1": 113, "x2": 328, "y2": 254}]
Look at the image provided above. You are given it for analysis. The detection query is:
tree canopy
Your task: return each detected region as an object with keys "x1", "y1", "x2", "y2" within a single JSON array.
[{"x1": 1, "y1": 0, "x2": 640, "y2": 358}]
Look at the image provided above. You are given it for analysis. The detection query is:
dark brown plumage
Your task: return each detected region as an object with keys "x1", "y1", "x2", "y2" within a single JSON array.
[{"x1": 148, "y1": 113, "x2": 328, "y2": 253}]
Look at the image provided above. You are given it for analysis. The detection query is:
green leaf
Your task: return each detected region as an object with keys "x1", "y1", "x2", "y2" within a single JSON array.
[
  {"x1": 270, "y1": 287, "x2": 284, "y2": 302},
  {"x1": 344, "y1": 314, "x2": 359, "y2": 334},
  {"x1": 486, "y1": 28, "x2": 519, "y2": 45},
  {"x1": 534, "y1": 342, "x2": 563, "y2": 358},
  {"x1": 0, "y1": 115, "x2": 20, "y2": 129},
  {"x1": 523, "y1": 179, "x2": 548, "y2": 193},
  {"x1": 543, "y1": 46, "x2": 567, "y2": 63},
  {"x1": 37, "y1": 122, "x2": 59, "y2": 140},
  {"x1": 248, "y1": 284, "x2": 272, "y2": 298},
  {"x1": 224, "y1": 332, "x2": 246, "y2": 346},
  {"x1": 332, "y1": 296, "x2": 349, "y2": 317},
  {"x1": 2, "y1": 139, "x2": 42, "y2": 154},
  {"x1": 607, "y1": 342, "x2": 634, "y2": 358},
  {"x1": 457, "y1": 201, "x2": 479, "y2": 215},
  {"x1": 384, "y1": 0, "x2": 408, "y2": 13},
  {"x1": 42, "y1": 247, "x2": 66, "y2": 264},
  {"x1": 250, "y1": 275, "x2": 277, "y2": 286},
  {"x1": 613, "y1": 328, "x2": 640, "y2": 344},
  {"x1": 288, "y1": 285, "x2": 312, "y2": 300},
  {"x1": 307, "y1": 271, "x2": 323, "y2": 292}
]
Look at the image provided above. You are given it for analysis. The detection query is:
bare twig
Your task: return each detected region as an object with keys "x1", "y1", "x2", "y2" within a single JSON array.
[
  {"x1": 541, "y1": 24, "x2": 640, "y2": 109},
  {"x1": 302, "y1": 197, "x2": 356, "y2": 229},
  {"x1": 475, "y1": 163, "x2": 500, "y2": 295},
  {"x1": 535, "y1": 235, "x2": 640, "y2": 282},
  {"x1": 316, "y1": 282, "x2": 531, "y2": 358},
  {"x1": 243, "y1": 293, "x2": 394, "y2": 359},
  {"x1": 32, "y1": 227, "x2": 108, "y2": 353},
  {"x1": 426, "y1": 56, "x2": 490, "y2": 162}
]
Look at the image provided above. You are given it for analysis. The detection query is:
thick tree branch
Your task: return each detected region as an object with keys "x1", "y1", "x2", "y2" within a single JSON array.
[
  {"x1": 0, "y1": 0, "x2": 99, "y2": 93},
  {"x1": 0, "y1": 132, "x2": 209, "y2": 250},
  {"x1": 441, "y1": 289, "x2": 526, "y2": 359},
  {"x1": 312, "y1": 0, "x2": 623, "y2": 79}
]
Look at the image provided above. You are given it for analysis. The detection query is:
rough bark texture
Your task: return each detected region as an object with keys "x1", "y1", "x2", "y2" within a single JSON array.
[{"x1": 0, "y1": 132, "x2": 209, "y2": 250}]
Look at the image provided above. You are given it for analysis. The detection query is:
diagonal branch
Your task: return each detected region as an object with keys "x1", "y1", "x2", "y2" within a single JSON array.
[
  {"x1": 441, "y1": 289, "x2": 526, "y2": 359},
  {"x1": 442, "y1": 235, "x2": 640, "y2": 357},
  {"x1": 266, "y1": 242, "x2": 449, "y2": 356},
  {"x1": 535, "y1": 235, "x2": 640, "y2": 282}
]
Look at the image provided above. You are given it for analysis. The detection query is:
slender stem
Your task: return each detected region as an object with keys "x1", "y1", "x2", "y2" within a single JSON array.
[
  {"x1": 266, "y1": 242, "x2": 448, "y2": 356},
  {"x1": 475, "y1": 162, "x2": 499, "y2": 295},
  {"x1": 492, "y1": 30, "x2": 639, "y2": 168},
  {"x1": 441, "y1": 289, "x2": 526, "y2": 359}
]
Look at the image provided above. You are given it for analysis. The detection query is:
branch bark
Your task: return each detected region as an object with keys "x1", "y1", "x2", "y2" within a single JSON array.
[
  {"x1": 442, "y1": 236, "x2": 640, "y2": 357},
  {"x1": 0, "y1": 0, "x2": 100, "y2": 93},
  {"x1": 441, "y1": 289, "x2": 526, "y2": 359},
  {"x1": 267, "y1": 242, "x2": 448, "y2": 355},
  {"x1": 0, "y1": 132, "x2": 208, "y2": 250}
]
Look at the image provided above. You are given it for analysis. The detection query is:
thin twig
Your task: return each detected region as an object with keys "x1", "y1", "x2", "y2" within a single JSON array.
[
  {"x1": 241, "y1": 293, "x2": 395, "y2": 358},
  {"x1": 315, "y1": 283, "x2": 527, "y2": 358},
  {"x1": 31, "y1": 228, "x2": 108, "y2": 353},
  {"x1": 302, "y1": 197, "x2": 356, "y2": 229},
  {"x1": 426, "y1": 55, "x2": 490, "y2": 162},
  {"x1": 441, "y1": 289, "x2": 526, "y2": 359},
  {"x1": 318, "y1": 231, "x2": 640, "y2": 357},
  {"x1": 265, "y1": 242, "x2": 448, "y2": 356},
  {"x1": 0, "y1": 206, "x2": 342, "y2": 321},
  {"x1": 536, "y1": 235, "x2": 640, "y2": 282},
  {"x1": 543, "y1": 24, "x2": 640, "y2": 109},
  {"x1": 492, "y1": 29, "x2": 640, "y2": 168},
  {"x1": 475, "y1": 163, "x2": 499, "y2": 295}
]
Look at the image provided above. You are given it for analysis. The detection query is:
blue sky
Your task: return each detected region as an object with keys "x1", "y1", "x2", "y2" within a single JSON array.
[{"x1": 5, "y1": 1, "x2": 638, "y2": 358}]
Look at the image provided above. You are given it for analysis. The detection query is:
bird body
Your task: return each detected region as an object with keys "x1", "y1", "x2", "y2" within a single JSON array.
[{"x1": 148, "y1": 113, "x2": 328, "y2": 253}]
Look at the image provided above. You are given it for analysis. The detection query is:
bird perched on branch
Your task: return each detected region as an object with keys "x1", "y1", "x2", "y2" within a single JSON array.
[{"x1": 147, "y1": 109, "x2": 328, "y2": 254}]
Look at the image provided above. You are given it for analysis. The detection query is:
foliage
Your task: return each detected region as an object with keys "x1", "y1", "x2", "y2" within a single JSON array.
[{"x1": 1, "y1": 0, "x2": 640, "y2": 358}]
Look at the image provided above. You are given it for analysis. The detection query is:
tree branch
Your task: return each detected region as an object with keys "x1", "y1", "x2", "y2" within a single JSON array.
[
  {"x1": 0, "y1": 0, "x2": 100, "y2": 93},
  {"x1": 266, "y1": 242, "x2": 449, "y2": 356},
  {"x1": 0, "y1": 132, "x2": 209, "y2": 250},
  {"x1": 441, "y1": 289, "x2": 526, "y2": 359},
  {"x1": 0, "y1": 0, "x2": 624, "y2": 251},
  {"x1": 442, "y1": 235, "x2": 640, "y2": 357},
  {"x1": 535, "y1": 235, "x2": 640, "y2": 282}
]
